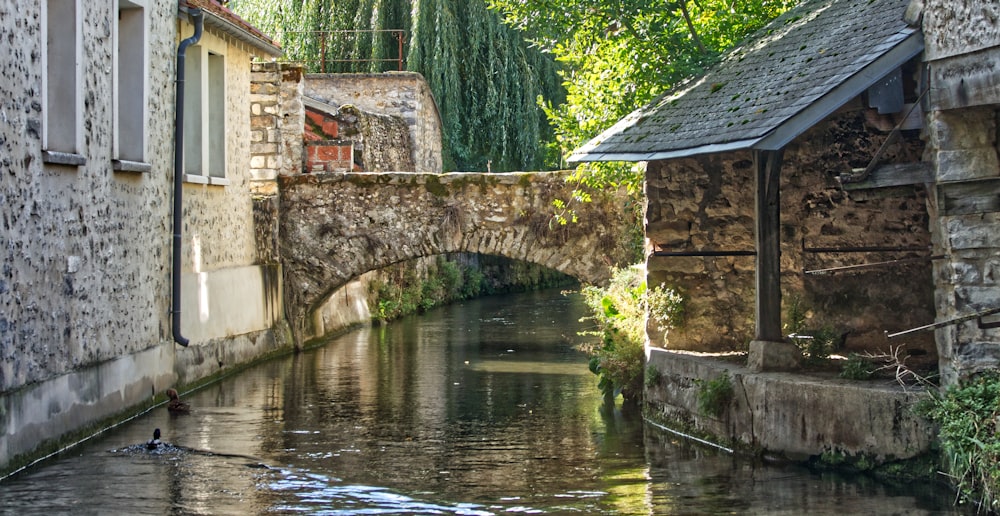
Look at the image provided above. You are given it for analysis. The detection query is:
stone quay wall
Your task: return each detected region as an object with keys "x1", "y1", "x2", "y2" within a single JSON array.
[{"x1": 646, "y1": 348, "x2": 936, "y2": 464}]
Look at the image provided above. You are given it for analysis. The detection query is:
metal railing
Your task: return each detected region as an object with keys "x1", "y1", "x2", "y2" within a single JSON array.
[{"x1": 279, "y1": 29, "x2": 406, "y2": 73}]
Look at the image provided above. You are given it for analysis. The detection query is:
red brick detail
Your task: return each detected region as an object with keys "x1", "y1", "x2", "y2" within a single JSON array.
[
  {"x1": 305, "y1": 143, "x2": 353, "y2": 171},
  {"x1": 323, "y1": 120, "x2": 339, "y2": 138},
  {"x1": 304, "y1": 108, "x2": 339, "y2": 139}
]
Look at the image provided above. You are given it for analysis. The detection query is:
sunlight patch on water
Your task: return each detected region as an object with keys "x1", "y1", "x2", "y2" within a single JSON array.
[
  {"x1": 267, "y1": 468, "x2": 498, "y2": 515},
  {"x1": 466, "y1": 360, "x2": 586, "y2": 375}
]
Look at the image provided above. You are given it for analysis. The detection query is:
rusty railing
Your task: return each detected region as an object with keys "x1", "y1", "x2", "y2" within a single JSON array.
[{"x1": 280, "y1": 29, "x2": 406, "y2": 73}]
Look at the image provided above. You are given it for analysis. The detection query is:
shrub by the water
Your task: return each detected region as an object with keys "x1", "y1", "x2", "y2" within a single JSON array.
[{"x1": 580, "y1": 266, "x2": 683, "y2": 403}]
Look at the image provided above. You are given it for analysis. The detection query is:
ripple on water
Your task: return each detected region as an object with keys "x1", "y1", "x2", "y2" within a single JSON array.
[{"x1": 266, "y1": 468, "x2": 502, "y2": 515}]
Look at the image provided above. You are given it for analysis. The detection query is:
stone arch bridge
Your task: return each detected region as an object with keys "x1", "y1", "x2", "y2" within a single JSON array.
[{"x1": 277, "y1": 170, "x2": 636, "y2": 344}]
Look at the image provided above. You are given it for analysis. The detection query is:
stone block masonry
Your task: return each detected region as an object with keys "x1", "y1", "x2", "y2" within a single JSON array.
[
  {"x1": 251, "y1": 62, "x2": 305, "y2": 193},
  {"x1": 922, "y1": 0, "x2": 1000, "y2": 384},
  {"x1": 277, "y1": 170, "x2": 636, "y2": 346}
]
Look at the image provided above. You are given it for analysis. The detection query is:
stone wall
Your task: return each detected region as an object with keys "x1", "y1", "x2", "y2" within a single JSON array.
[
  {"x1": 646, "y1": 103, "x2": 935, "y2": 357},
  {"x1": 250, "y1": 62, "x2": 304, "y2": 192},
  {"x1": 304, "y1": 73, "x2": 443, "y2": 172},
  {"x1": 922, "y1": 0, "x2": 1000, "y2": 384},
  {"x1": 0, "y1": 7, "x2": 291, "y2": 474},
  {"x1": 0, "y1": 1, "x2": 179, "y2": 471},
  {"x1": 0, "y1": 1, "x2": 177, "y2": 391}
]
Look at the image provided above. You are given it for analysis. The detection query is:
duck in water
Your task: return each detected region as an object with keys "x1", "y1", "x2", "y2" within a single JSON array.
[
  {"x1": 146, "y1": 428, "x2": 162, "y2": 450},
  {"x1": 166, "y1": 388, "x2": 190, "y2": 414}
]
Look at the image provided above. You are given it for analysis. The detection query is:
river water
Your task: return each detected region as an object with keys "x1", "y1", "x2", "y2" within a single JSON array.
[{"x1": 0, "y1": 288, "x2": 966, "y2": 514}]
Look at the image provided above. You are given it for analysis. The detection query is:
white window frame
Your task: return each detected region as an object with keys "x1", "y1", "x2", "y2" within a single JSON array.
[
  {"x1": 113, "y1": 0, "x2": 150, "y2": 172},
  {"x1": 41, "y1": 0, "x2": 85, "y2": 166},
  {"x1": 183, "y1": 35, "x2": 229, "y2": 186}
]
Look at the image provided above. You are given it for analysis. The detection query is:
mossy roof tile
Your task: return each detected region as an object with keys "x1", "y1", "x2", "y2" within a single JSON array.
[{"x1": 569, "y1": 0, "x2": 920, "y2": 163}]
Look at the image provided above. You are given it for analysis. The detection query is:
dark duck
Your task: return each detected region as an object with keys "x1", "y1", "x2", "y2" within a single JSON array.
[
  {"x1": 146, "y1": 428, "x2": 162, "y2": 450},
  {"x1": 166, "y1": 388, "x2": 191, "y2": 414}
]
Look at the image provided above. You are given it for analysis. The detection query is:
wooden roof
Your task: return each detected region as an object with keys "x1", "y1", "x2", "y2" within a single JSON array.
[{"x1": 568, "y1": 0, "x2": 921, "y2": 163}]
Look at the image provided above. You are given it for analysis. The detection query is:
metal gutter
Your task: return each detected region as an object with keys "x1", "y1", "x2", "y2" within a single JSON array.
[
  {"x1": 171, "y1": 8, "x2": 204, "y2": 347},
  {"x1": 568, "y1": 137, "x2": 764, "y2": 163}
]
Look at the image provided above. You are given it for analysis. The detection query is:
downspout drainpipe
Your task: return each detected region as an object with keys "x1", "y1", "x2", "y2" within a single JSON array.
[{"x1": 172, "y1": 8, "x2": 203, "y2": 347}]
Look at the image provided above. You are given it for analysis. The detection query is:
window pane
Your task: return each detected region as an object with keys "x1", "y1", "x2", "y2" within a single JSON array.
[
  {"x1": 183, "y1": 48, "x2": 203, "y2": 176},
  {"x1": 45, "y1": 0, "x2": 79, "y2": 153},
  {"x1": 117, "y1": 3, "x2": 146, "y2": 162},
  {"x1": 208, "y1": 52, "x2": 225, "y2": 178}
]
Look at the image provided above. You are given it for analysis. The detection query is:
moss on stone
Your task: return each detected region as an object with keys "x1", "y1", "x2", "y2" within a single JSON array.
[{"x1": 424, "y1": 175, "x2": 448, "y2": 197}]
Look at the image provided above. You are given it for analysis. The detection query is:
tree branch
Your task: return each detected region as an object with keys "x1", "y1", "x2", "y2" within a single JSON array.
[{"x1": 677, "y1": 1, "x2": 706, "y2": 54}]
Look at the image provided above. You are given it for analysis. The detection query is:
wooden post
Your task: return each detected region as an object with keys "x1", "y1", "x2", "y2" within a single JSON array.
[{"x1": 749, "y1": 148, "x2": 800, "y2": 371}]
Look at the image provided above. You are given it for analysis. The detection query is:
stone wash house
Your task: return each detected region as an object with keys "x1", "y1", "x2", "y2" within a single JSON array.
[
  {"x1": 572, "y1": 0, "x2": 934, "y2": 372},
  {"x1": 570, "y1": 0, "x2": 1000, "y2": 460},
  {"x1": 0, "y1": 0, "x2": 285, "y2": 474}
]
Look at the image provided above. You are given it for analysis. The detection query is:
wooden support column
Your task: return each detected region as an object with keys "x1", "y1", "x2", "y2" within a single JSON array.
[{"x1": 748, "y1": 148, "x2": 801, "y2": 372}]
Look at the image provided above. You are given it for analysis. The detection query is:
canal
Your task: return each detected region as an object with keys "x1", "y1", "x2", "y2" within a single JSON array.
[{"x1": 0, "y1": 287, "x2": 965, "y2": 514}]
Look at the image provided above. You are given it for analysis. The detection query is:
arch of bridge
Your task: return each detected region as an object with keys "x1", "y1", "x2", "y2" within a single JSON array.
[{"x1": 278, "y1": 170, "x2": 634, "y2": 344}]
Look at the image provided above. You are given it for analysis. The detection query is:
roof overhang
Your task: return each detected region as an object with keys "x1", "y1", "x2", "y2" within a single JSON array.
[
  {"x1": 568, "y1": 30, "x2": 924, "y2": 164},
  {"x1": 179, "y1": 6, "x2": 283, "y2": 58}
]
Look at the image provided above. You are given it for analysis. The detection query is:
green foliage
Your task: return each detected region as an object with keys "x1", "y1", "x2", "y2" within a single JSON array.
[
  {"x1": 783, "y1": 295, "x2": 809, "y2": 335},
  {"x1": 783, "y1": 296, "x2": 838, "y2": 363},
  {"x1": 796, "y1": 326, "x2": 837, "y2": 363},
  {"x1": 840, "y1": 353, "x2": 875, "y2": 380},
  {"x1": 644, "y1": 363, "x2": 662, "y2": 388},
  {"x1": 580, "y1": 265, "x2": 683, "y2": 403},
  {"x1": 230, "y1": 0, "x2": 564, "y2": 173},
  {"x1": 918, "y1": 373, "x2": 1000, "y2": 510},
  {"x1": 695, "y1": 372, "x2": 733, "y2": 418},
  {"x1": 371, "y1": 258, "x2": 470, "y2": 322},
  {"x1": 460, "y1": 267, "x2": 486, "y2": 299},
  {"x1": 369, "y1": 256, "x2": 568, "y2": 323},
  {"x1": 487, "y1": 0, "x2": 797, "y2": 197}
]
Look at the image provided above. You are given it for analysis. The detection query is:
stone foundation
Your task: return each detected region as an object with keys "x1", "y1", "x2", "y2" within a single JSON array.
[{"x1": 645, "y1": 348, "x2": 936, "y2": 462}]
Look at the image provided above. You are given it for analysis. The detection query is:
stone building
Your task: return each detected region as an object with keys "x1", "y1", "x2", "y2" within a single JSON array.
[
  {"x1": 0, "y1": 0, "x2": 287, "y2": 474},
  {"x1": 571, "y1": 0, "x2": 936, "y2": 372},
  {"x1": 567, "y1": 0, "x2": 1000, "y2": 463}
]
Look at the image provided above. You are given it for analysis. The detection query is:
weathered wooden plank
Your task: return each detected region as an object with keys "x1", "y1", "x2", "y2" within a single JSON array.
[
  {"x1": 938, "y1": 177, "x2": 1000, "y2": 216},
  {"x1": 754, "y1": 149, "x2": 783, "y2": 342},
  {"x1": 840, "y1": 162, "x2": 934, "y2": 190},
  {"x1": 930, "y1": 50, "x2": 1000, "y2": 110}
]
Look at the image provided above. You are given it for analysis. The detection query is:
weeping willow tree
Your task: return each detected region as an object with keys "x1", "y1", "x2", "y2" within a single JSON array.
[{"x1": 229, "y1": 0, "x2": 563, "y2": 172}]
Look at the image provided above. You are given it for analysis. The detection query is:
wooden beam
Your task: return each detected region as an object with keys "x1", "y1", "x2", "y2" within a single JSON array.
[
  {"x1": 840, "y1": 163, "x2": 934, "y2": 191},
  {"x1": 754, "y1": 149, "x2": 783, "y2": 342},
  {"x1": 937, "y1": 177, "x2": 1000, "y2": 216}
]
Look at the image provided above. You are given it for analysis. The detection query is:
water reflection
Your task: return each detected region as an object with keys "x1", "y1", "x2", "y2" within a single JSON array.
[{"x1": 0, "y1": 288, "x2": 967, "y2": 514}]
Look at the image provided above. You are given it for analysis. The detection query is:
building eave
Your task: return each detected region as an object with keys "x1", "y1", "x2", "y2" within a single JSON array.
[
  {"x1": 179, "y1": 5, "x2": 283, "y2": 58},
  {"x1": 568, "y1": 22, "x2": 924, "y2": 164}
]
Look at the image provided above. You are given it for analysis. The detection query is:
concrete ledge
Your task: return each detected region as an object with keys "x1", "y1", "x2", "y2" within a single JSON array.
[
  {"x1": 0, "y1": 345, "x2": 176, "y2": 475},
  {"x1": 645, "y1": 348, "x2": 936, "y2": 462},
  {"x1": 748, "y1": 340, "x2": 802, "y2": 372}
]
